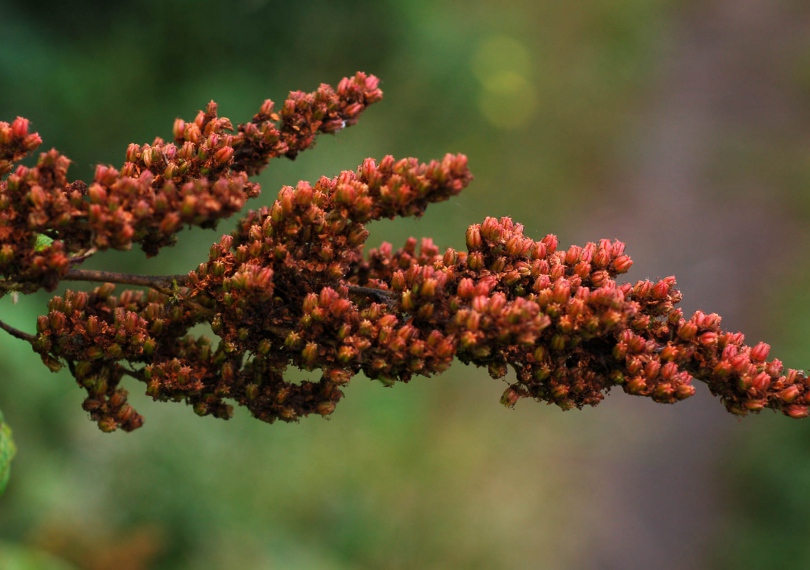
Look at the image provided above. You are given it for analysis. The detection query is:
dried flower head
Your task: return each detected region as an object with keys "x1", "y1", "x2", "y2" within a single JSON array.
[{"x1": 2, "y1": 73, "x2": 809, "y2": 432}]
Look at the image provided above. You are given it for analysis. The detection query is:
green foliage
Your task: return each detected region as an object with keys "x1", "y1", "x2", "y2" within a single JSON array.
[
  {"x1": 0, "y1": 541, "x2": 77, "y2": 570},
  {"x1": 0, "y1": 409, "x2": 15, "y2": 497},
  {"x1": 33, "y1": 234, "x2": 54, "y2": 253}
]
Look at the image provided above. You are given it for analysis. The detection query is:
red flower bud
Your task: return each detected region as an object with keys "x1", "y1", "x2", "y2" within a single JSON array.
[
  {"x1": 465, "y1": 225, "x2": 482, "y2": 251},
  {"x1": 541, "y1": 234, "x2": 558, "y2": 254},
  {"x1": 11, "y1": 117, "x2": 29, "y2": 138},
  {"x1": 625, "y1": 376, "x2": 647, "y2": 395},
  {"x1": 317, "y1": 402, "x2": 336, "y2": 416},
  {"x1": 29, "y1": 185, "x2": 48, "y2": 208},
  {"x1": 467, "y1": 252, "x2": 484, "y2": 271},
  {"x1": 98, "y1": 417, "x2": 118, "y2": 433},
  {"x1": 744, "y1": 399, "x2": 766, "y2": 411},
  {"x1": 173, "y1": 118, "x2": 185, "y2": 141},
  {"x1": 750, "y1": 342, "x2": 770, "y2": 362},
  {"x1": 653, "y1": 383, "x2": 675, "y2": 402},
  {"x1": 565, "y1": 245, "x2": 581, "y2": 265},
  {"x1": 645, "y1": 360, "x2": 661, "y2": 380},
  {"x1": 49, "y1": 311, "x2": 66, "y2": 330},
  {"x1": 142, "y1": 147, "x2": 154, "y2": 168},
  {"x1": 23, "y1": 133, "x2": 42, "y2": 151},
  {"x1": 480, "y1": 217, "x2": 501, "y2": 243},
  {"x1": 500, "y1": 386, "x2": 521, "y2": 408},
  {"x1": 504, "y1": 236, "x2": 526, "y2": 257},
  {"x1": 302, "y1": 342, "x2": 319, "y2": 366},
  {"x1": 698, "y1": 332, "x2": 718, "y2": 347},
  {"x1": 36, "y1": 315, "x2": 49, "y2": 334},
  {"x1": 779, "y1": 385, "x2": 801, "y2": 403},
  {"x1": 652, "y1": 279, "x2": 671, "y2": 300},
  {"x1": 675, "y1": 383, "x2": 696, "y2": 399},
  {"x1": 785, "y1": 405, "x2": 809, "y2": 419},
  {"x1": 751, "y1": 372, "x2": 771, "y2": 392},
  {"x1": 159, "y1": 212, "x2": 181, "y2": 234},
  {"x1": 612, "y1": 255, "x2": 633, "y2": 273},
  {"x1": 677, "y1": 322, "x2": 698, "y2": 341},
  {"x1": 0, "y1": 124, "x2": 11, "y2": 145},
  {"x1": 213, "y1": 146, "x2": 234, "y2": 165},
  {"x1": 551, "y1": 280, "x2": 571, "y2": 304}
]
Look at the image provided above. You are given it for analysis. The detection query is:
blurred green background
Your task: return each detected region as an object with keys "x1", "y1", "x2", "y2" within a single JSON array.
[{"x1": 2, "y1": 0, "x2": 810, "y2": 568}]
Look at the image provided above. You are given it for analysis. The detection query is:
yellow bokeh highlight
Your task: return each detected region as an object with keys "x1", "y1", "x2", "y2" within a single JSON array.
[{"x1": 471, "y1": 35, "x2": 537, "y2": 129}]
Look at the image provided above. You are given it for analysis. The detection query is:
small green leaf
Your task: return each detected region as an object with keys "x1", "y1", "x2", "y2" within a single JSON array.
[
  {"x1": 34, "y1": 233, "x2": 54, "y2": 252},
  {"x1": 0, "y1": 410, "x2": 16, "y2": 497}
]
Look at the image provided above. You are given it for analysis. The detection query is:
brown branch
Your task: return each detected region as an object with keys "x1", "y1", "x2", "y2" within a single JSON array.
[
  {"x1": 120, "y1": 364, "x2": 148, "y2": 383},
  {"x1": 63, "y1": 268, "x2": 188, "y2": 291},
  {"x1": 0, "y1": 319, "x2": 36, "y2": 343},
  {"x1": 346, "y1": 284, "x2": 398, "y2": 306},
  {"x1": 68, "y1": 247, "x2": 98, "y2": 265}
]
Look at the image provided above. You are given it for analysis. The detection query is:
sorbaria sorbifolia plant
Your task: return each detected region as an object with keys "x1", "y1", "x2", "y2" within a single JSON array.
[{"x1": 0, "y1": 72, "x2": 807, "y2": 436}]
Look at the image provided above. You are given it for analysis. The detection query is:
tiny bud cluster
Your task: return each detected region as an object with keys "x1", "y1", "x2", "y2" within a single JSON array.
[
  {"x1": 3, "y1": 73, "x2": 809, "y2": 432},
  {"x1": 0, "y1": 72, "x2": 382, "y2": 293}
]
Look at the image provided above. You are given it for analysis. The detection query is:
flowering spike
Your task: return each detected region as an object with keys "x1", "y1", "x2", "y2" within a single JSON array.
[{"x1": 0, "y1": 73, "x2": 807, "y2": 435}]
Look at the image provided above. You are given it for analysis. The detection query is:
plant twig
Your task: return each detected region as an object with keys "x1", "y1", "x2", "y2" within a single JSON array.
[
  {"x1": 63, "y1": 268, "x2": 188, "y2": 291},
  {"x1": 346, "y1": 285, "x2": 399, "y2": 308},
  {"x1": 68, "y1": 247, "x2": 98, "y2": 265},
  {"x1": 120, "y1": 364, "x2": 148, "y2": 382},
  {"x1": 0, "y1": 319, "x2": 36, "y2": 343}
]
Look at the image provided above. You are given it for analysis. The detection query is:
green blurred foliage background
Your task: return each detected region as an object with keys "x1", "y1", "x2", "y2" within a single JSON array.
[{"x1": 2, "y1": 0, "x2": 810, "y2": 568}]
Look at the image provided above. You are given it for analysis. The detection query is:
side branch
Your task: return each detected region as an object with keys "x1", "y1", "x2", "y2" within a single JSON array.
[
  {"x1": 63, "y1": 269, "x2": 188, "y2": 291},
  {"x1": 346, "y1": 285, "x2": 398, "y2": 306},
  {"x1": 0, "y1": 319, "x2": 35, "y2": 343}
]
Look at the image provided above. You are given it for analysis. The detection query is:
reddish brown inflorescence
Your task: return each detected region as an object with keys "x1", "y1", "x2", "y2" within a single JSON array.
[
  {"x1": 0, "y1": 72, "x2": 382, "y2": 292},
  {"x1": 3, "y1": 73, "x2": 809, "y2": 432}
]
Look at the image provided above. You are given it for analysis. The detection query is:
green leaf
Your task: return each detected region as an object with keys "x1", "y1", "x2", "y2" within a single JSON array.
[
  {"x1": 0, "y1": 410, "x2": 16, "y2": 497},
  {"x1": 34, "y1": 233, "x2": 54, "y2": 252}
]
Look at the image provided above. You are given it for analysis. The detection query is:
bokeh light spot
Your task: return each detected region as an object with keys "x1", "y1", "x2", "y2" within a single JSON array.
[{"x1": 471, "y1": 35, "x2": 537, "y2": 129}]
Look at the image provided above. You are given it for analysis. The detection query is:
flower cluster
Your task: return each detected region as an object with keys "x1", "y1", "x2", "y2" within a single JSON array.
[
  {"x1": 0, "y1": 72, "x2": 382, "y2": 293},
  {"x1": 4, "y1": 73, "x2": 810, "y2": 433}
]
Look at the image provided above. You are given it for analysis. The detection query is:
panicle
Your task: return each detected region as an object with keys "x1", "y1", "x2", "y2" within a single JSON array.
[
  {"x1": 11, "y1": 73, "x2": 810, "y2": 434},
  {"x1": 0, "y1": 73, "x2": 384, "y2": 292}
]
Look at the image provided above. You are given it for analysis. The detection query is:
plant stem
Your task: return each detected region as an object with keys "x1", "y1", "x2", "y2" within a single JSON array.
[
  {"x1": 346, "y1": 285, "x2": 398, "y2": 305},
  {"x1": 63, "y1": 268, "x2": 188, "y2": 291},
  {"x1": 120, "y1": 364, "x2": 148, "y2": 383},
  {"x1": 68, "y1": 247, "x2": 98, "y2": 265},
  {"x1": 0, "y1": 319, "x2": 35, "y2": 343}
]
